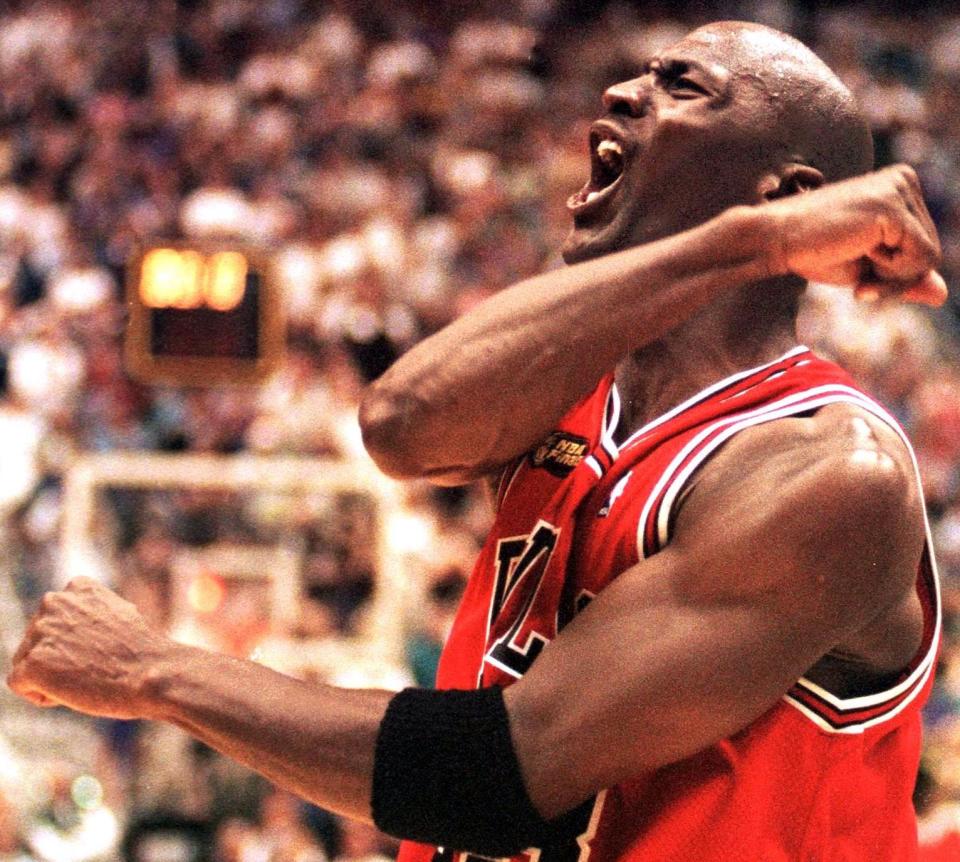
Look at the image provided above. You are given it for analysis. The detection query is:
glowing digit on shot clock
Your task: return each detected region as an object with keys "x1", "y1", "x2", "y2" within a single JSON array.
[
  {"x1": 139, "y1": 248, "x2": 248, "y2": 311},
  {"x1": 173, "y1": 250, "x2": 205, "y2": 309},
  {"x1": 205, "y1": 251, "x2": 248, "y2": 312},
  {"x1": 140, "y1": 247, "x2": 185, "y2": 308}
]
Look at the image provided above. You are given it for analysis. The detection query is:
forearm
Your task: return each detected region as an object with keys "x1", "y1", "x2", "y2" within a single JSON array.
[
  {"x1": 142, "y1": 645, "x2": 554, "y2": 846},
  {"x1": 360, "y1": 206, "x2": 772, "y2": 481},
  {"x1": 144, "y1": 643, "x2": 390, "y2": 823},
  {"x1": 6, "y1": 578, "x2": 557, "y2": 849}
]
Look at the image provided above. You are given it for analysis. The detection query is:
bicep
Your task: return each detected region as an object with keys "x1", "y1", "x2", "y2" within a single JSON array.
[
  {"x1": 505, "y1": 444, "x2": 924, "y2": 818},
  {"x1": 505, "y1": 546, "x2": 832, "y2": 818}
]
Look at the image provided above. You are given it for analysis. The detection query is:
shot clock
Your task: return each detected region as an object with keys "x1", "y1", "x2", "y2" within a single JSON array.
[{"x1": 125, "y1": 243, "x2": 284, "y2": 385}]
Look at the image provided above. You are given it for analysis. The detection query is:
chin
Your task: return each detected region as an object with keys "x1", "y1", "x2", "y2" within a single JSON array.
[
  {"x1": 562, "y1": 204, "x2": 686, "y2": 265},
  {"x1": 560, "y1": 231, "x2": 594, "y2": 264},
  {"x1": 561, "y1": 222, "x2": 628, "y2": 264}
]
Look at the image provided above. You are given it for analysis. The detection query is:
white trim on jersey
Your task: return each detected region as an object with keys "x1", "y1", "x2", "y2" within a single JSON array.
[
  {"x1": 601, "y1": 384, "x2": 621, "y2": 461},
  {"x1": 614, "y1": 344, "x2": 810, "y2": 452},
  {"x1": 784, "y1": 391, "x2": 941, "y2": 732},
  {"x1": 654, "y1": 387, "x2": 887, "y2": 548},
  {"x1": 575, "y1": 789, "x2": 608, "y2": 862},
  {"x1": 632, "y1": 384, "x2": 888, "y2": 559},
  {"x1": 584, "y1": 456, "x2": 604, "y2": 478},
  {"x1": 784, "y1": 658, "x2": 937, "y2": 735},
  {"x1": 581, "y1": 383, "x2": 623, "y2": 479},
  {"x1": 635, "y1": 381, "x2": 941, "y2": 735},
  {"x1": 496, "y1": 457, "x2": 526, "y2": 511}
]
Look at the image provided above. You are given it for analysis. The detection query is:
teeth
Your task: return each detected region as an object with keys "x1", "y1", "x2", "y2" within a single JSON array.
[{"x1": 596, "y1": 138, "x2": 623, "y2": 165}]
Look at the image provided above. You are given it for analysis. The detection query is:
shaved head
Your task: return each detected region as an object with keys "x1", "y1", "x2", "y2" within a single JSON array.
[
  {"x1": 681, "y1": 21, "x2": 874, "y2": 181},
  {"x1": 563, "y1": 20, "x2": 875, "y2": 264}
]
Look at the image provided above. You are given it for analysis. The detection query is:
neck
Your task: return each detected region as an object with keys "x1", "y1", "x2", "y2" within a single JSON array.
[{"x1": 613, "y1": 279, "x2": 802, "y2": 440}]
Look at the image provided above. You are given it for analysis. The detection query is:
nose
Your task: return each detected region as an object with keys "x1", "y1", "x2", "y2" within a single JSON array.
[{"x1": 602, "y1": 78, "x2": 649, "y2": 118}]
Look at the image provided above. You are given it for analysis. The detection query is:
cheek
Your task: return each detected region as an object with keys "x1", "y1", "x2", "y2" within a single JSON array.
[
  {"x1": 650, "y1": 116, "x2": 768, "y2": 199},
  {"x1": 654, "y1": 111, "x2": 746, "y2": 158}
]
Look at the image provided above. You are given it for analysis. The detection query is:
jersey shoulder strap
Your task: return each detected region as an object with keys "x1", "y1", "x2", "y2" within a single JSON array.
[{"x1": 634, "y1": 364, "x2": 941, "y2": 735}]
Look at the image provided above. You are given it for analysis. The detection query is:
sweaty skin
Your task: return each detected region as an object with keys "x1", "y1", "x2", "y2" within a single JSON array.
[{"x1": 7, "y1": 21, "x2": 946, "y2": 832}]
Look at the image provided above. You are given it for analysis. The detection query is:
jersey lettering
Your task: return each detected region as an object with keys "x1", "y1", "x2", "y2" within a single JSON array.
[
  {"x1": 537, "y1": 794, "x2": 606, "y2": 862},
  {"x1": 490, "y1": 538, "x2": 529, "y2": 623},
  {"x1": 430, "y1": 794, "x2": 606, "y2": 862},
  {"x1": 484, "y1": 521, "x2": 559, "y2": 679}
]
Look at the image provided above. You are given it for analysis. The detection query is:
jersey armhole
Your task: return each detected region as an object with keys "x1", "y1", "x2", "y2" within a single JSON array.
[
  {"x1": 635, "y1": 386, "x2": 942, "y2": 734},
  {"x1": 635, "y1": 386, "x2": 891, "y2": 559}
]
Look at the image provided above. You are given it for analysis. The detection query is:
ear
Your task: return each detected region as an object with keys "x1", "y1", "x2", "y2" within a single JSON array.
[{"x1": 757, "y1": 164, "x2": 825, "y2": 202}]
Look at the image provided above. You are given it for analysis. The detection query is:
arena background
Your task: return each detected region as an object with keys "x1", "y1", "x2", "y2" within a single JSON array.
[{"x1": 0, "y1": 0, "x2": 958, "y2": 860}]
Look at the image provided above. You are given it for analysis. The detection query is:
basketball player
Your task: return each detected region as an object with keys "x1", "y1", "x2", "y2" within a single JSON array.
[{"x1": 8, "y1": 21, "x2": 948, "y2": 861}]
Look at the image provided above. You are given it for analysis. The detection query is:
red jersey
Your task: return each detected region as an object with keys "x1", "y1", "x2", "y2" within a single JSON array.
[{"x1": 397, "y1": 346, "x2": 940, "y2": 862}]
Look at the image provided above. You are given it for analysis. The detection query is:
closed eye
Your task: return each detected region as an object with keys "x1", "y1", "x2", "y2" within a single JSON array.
[
  {"x1": 669, "y1": 75, "x2": 710, "y2": 97},
  {"x1": 651, "y1": 60, "x2": 711, "y2": 98}
]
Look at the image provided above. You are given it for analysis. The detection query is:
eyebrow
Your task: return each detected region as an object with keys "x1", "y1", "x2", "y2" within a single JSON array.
[
  {"x1": 647, "y1": 54, "x2": 733, "y2": 100},
  {"x1": 657, "y1": 55, "x2": 727, "y2": 82}
]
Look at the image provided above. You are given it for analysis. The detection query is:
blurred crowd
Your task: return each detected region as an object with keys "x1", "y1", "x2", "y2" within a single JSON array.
[{"x1": 0, "y1": 0, "x2": 958, "y2": 859}]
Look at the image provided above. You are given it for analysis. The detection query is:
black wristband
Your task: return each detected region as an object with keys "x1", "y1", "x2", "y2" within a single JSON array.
[{"x1": 372, "y1": 686, "x2": 578, "y2": 857}]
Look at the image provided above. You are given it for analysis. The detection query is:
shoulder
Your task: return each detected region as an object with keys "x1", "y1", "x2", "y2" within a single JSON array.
[
  {"x1": 669, "y1": 400, "x2": 924, "y2": 611},
  {"x1": 679, "y1": 400, "x2": 918, "y2": 525}
]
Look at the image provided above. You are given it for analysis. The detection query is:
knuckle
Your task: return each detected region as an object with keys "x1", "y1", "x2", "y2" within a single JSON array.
[
  {"x1": 878, "y1": 164, "x2": 899, "y2": 181},
  {"x1": 895, "y1": 163, "x2": 917, "y2": 183},
  {"x1": 913, "y1": 228, "x2": 940, "y2": 261},
  {"x1": 890, "y1": 173, "x2": 909, "y2": 198},
  {"x1": 875, "y1": 209, "x2": 897, "y2": 237},
  {"x1": 870, "y1": 187, "x2": 894, "y2": 213},
  {"x1": 23, "y1": 622, "x2": 42, "y2": 647},
  {"x1": 39, "y1": 592, "x2": 55, "y2": 612},
  {"x1": 9, "y1": 655, "x2": 31, "y2": 684}
]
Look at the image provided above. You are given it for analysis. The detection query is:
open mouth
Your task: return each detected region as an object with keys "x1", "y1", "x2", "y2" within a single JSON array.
[{"x1": 567, "y1": 122, "x2": 629, "y2": 217}]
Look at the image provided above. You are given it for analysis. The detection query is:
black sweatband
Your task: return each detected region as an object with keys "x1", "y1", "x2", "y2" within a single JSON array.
[{"x1": 372, "y1": 686, "x2": 582, "y2": 857}]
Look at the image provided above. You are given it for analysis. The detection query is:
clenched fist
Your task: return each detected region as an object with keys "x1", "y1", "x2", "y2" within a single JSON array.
[
  {"x1": 7, "y1": 577, "x2": 172, "y2": 719},
  {"x1": 762, "y1": 164, "x2": 946, "y2": 305}
]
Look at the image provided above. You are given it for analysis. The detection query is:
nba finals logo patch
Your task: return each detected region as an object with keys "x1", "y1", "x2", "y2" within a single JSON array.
[{"x1": 530, "y1": 432, "x2": 589, "y2": 477}]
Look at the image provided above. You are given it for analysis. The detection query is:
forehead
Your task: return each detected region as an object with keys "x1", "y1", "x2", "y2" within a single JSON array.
[{"x1": 665, "y1": 26, "x2": 805, "y2": 82}]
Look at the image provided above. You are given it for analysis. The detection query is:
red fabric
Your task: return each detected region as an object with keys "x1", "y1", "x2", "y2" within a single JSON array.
[
  {"x1": 919, "y1": 833, "x2": 960, "y2": 862},
  {"x1": 398, "y1": 348, "x2": 938, "y2": 862}
]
